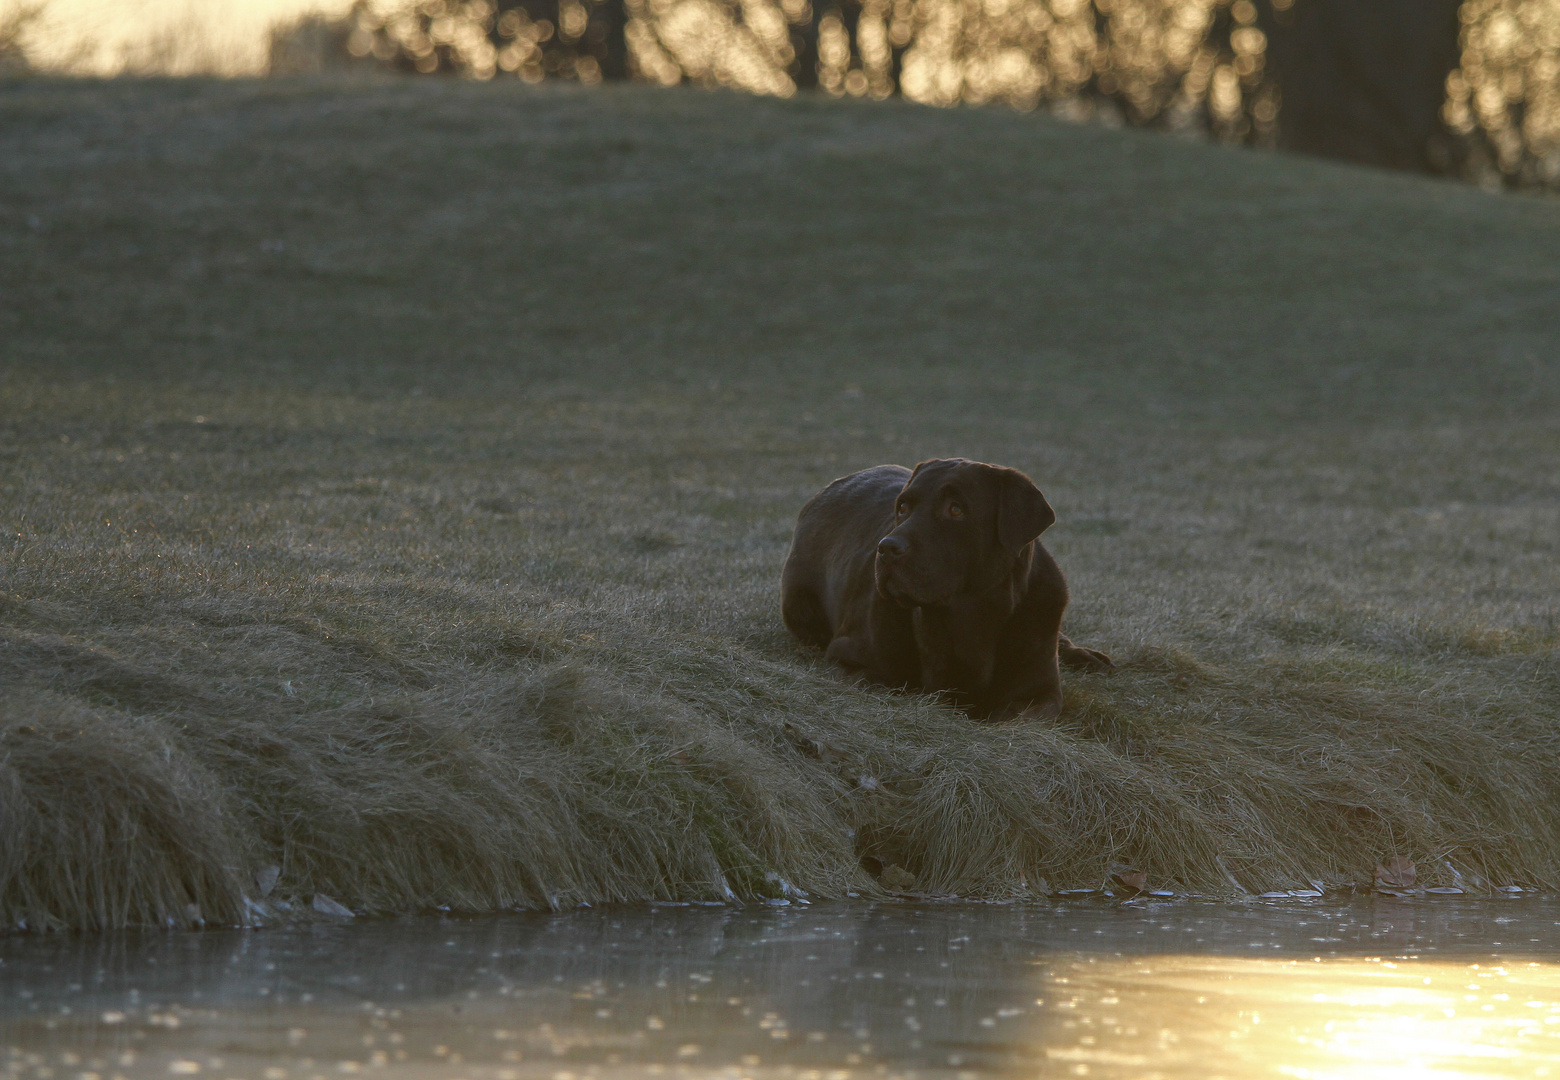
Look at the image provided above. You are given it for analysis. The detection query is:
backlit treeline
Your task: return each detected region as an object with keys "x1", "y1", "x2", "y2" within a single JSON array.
[
  {"x1": 1451, "y1": 0, "x2": 1560, "y2": 187},
  {"x1": 317, "y1": 0, "x2": 1560, "y2": 187},
  {"x1": 333, "y1": 0, "x2": 1272, "y2": 135}
]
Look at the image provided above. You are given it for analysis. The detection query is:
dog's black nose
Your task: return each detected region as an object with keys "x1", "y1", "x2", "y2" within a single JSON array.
[{"x1": 877, "y1": 535, "x2": 908, "y2": 560}]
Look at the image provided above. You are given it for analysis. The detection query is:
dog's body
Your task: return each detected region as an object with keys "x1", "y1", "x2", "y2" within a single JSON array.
[{"x1": 781, "y1": 459, "x2": 1111, "y2": 719}]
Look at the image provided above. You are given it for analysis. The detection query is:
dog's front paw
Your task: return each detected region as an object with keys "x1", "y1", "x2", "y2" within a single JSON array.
[{"x1": 1060, "y1": 644, "x2": 1115, "y2": 674}]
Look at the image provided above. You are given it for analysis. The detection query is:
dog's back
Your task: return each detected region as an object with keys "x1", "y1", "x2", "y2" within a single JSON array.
[{"x1": 780, "y1": 465, "x2": 908, "y2": 648}]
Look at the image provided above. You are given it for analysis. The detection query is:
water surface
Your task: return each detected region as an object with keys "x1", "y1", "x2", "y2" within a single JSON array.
[{"x1": 7, "y1": 898, "x2": 1560, "y2": 1079}]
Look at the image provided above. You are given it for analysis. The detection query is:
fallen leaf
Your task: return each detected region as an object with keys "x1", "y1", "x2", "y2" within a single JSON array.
[
  {"x1": 1110, "y1": 867, "x2": 1147, "y2": 893},
  {"x1": 782, "y1": 723, "x2": 847, "y2": 762},
  {"x1": 312, "y1": 893, "x2": 355, "y2": 918},
  {"x1": 879, "y1": 865, "x2": 917, "y2": 891},
  {"x1": 255, "y1": 865, "x2": 280, "y2": 898},
  {"x1": 1375, "y1": 856, "x2": 1416, "y2": 890},
  {"x1": 668, "y1": 749, "x2": 691, "y2": 765}
]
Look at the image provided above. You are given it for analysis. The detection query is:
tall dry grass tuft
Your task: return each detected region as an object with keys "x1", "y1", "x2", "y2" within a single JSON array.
[
  {"x1": 8, "y1": 569, "x2": 1559, "y2": 929},
  {"x1": 0, "y1": 587, "x2": 880, "y2": 928},
  {"x1": 0, "y1": 690, "x2": 245, "y2": 931}
]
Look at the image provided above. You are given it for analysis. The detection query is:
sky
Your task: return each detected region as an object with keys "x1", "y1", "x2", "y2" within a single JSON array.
[{"x1": 3, "y1": 0, "x2": 353, "y2": 75}]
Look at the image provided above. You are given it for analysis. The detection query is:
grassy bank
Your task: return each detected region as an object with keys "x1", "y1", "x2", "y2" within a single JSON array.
[{"x1": 3, "y1": 76, "x2": 1560, "y2": 930}]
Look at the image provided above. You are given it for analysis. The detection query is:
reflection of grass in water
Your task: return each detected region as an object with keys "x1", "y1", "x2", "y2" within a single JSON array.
[{"x1": 2, "y1": 79, "x2": 1560, "y2": 931}]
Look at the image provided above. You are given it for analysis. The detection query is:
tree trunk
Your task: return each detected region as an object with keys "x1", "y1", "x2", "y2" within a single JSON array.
[
  {"x1": 1258, "y1": 0, "x2": 1464, "y2": 173},
  {"x1": 586, "y1": 0, "x2": 629, "y2": 79},
  {"x1": 790, "y1": 1, "x2": 824, "y2": 89}
]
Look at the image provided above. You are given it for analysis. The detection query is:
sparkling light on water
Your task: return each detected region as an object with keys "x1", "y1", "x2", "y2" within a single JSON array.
[
  {"x1": 6, "y1": 905, "x2": 1560, "y2": 1079},
  {"x1": 1026, "y1": 954, "x2": 1560, "y2": 1077}
]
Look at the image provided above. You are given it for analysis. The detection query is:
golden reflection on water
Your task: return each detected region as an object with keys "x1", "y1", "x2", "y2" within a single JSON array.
[{"x1": 1028, "y1": 954, "x2": 1560, "y2": 1077}]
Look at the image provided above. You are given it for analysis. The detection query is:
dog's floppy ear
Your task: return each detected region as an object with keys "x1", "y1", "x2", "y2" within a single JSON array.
[{"x1": 996, "y1": 468, "x2": 1055, "y2": 552}]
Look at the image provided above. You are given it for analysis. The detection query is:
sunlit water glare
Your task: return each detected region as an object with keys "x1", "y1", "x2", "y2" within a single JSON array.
[{"x1": 6, "y1": 900, "x2": 1560, "y2": 1079}]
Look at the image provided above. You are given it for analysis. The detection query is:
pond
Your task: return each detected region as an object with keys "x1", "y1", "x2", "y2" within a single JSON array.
[{"x1": 6, "y1": 898, "x2": 1560, "y2": 1079}]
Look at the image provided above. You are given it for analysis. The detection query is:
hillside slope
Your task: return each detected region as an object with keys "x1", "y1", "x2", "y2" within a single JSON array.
[{"x1": 2, "y1": 78, "x2": 1559, "y2": 929}]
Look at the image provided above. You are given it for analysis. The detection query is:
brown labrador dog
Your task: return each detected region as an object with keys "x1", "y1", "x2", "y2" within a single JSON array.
[{"x1": 781, "y1": 458, "x2": 1111, "y2": 719}]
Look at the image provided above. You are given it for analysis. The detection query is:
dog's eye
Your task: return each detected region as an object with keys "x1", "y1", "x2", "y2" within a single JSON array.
[
  {"x1": 896, "y1": 502, "x2": 908, "y2": 518},
  {"x1": 948, "y1": 503, "x2": 965, "y2": 520}
]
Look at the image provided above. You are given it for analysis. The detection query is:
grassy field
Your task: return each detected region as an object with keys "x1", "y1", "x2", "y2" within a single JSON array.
[{"x1": 3, "y1": 75, "x2": 1560, "y2": 931}]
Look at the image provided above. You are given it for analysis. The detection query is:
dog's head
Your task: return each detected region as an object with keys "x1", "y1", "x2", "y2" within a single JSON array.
[{"x1": 874, "y1": 458, "x2": 1055, "y2": 607}]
